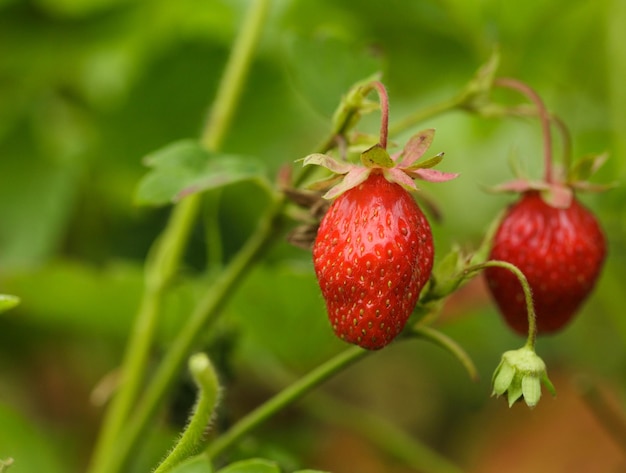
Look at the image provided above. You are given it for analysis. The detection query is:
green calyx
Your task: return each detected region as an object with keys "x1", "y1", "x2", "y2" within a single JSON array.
[
  {"x1": 360, "y1": 143, "x2": 394, "y2": 168},
  {"x1": 491, "y1": 345, "x2": 556, "y2": 408}
]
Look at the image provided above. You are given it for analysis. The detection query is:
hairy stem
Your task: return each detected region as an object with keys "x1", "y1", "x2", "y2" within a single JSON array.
[
  {"x1": 494, "y1": 78, "x2": 554, "y2": 184},
  {"x1": 205, "y1": 346, "x2": 369, "y2": 460},
  {"x1": 153, "y1": 354, "x2": 220, "y2": 473},
  {"x1": 88, "y1": 195, "x2": 200, "y2": 473},
  {"x1": 87, "y1": 1, "x2": 271, "y2": 472},
  {"x1": 107, "y1": 202, "x2": 282, "y2": 473},
  {"x1": 465, "y1": 260, "x2": 537, "y2": 348}
]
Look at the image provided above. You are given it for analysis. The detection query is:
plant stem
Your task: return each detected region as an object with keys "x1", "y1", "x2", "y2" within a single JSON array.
[
  {"x1": 371, "y1": 81, "x2": 389, "y2": 149},
  {"x1": 153, "y1": 354, "x2": 221, "y2": 473},
  {"x1": 87, "y1": 1, "x2": 271, "y2": 472},
  {"x1": 387, "y1": 95, "x2": 465, "y2": 137},
  {"x1": 465, "y1": 261, "x2": 537, "y2": 348},
  {"x1": 205, "y1": 346, "x2": 369, "y2": 460},
  {"x1": 410, "y1": 325, "x2": 479, "y2": 382},
  {"x1": 88, "y1": 195, "x2": 201, "y2": 473},
  {"x1": 200, "y1": 1, "x2": 271, "y2": 151},
  {"x1": 306, "y1": 395, "x2": 465, "y2": 473},
  {"x1": 493, "y1": 78, "x2": 554, "y2": 184},
  {"x1": 576, "y1": 374, "x2": 626, "y2": 454},
  {"x1": 107, "y1": 202, "x2": 282, "y2": 473}
]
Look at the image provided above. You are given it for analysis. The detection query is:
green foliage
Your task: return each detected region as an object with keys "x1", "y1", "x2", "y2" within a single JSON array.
[
  {"x1": 135, "y1": 141, "x2": 268, "y2": 206},
  {"x1": 1, "y1": 0, "x2": 625, "y2": 472},
  {"x1": 215, "y1": 459, "x2": 279, "y2": 473}
]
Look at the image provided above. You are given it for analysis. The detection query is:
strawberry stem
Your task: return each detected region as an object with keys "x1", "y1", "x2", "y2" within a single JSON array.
[
  {"x1": 465, "y1": 260, "x2": 538, "y2": 348},
  {"x1": 370, "y1": 80, "x2": 390, "y2": 149},
  {"x1": 494, "y1": 78, "x2": 554, "y2": 184}
]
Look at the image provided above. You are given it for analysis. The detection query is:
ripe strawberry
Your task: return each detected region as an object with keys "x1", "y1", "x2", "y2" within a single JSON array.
[
  {"x1": 313, "y1": 172, "x2": 434, "y2": 349},
  {"x1": 302, "y1": 128, "x2": 457, "y2": 349},
  {"x1": 485, "y1": 190, "x2": 606, "y2": 335}
]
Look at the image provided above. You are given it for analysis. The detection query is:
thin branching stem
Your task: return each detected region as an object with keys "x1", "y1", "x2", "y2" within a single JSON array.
[{"x1": 494, "y1": 78, "x2": 554, "y2": 184}]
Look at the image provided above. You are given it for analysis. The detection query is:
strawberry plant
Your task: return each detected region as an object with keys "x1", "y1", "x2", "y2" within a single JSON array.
[{"x1": 1, "y1": 1, "x2": 625, "y2": 473}]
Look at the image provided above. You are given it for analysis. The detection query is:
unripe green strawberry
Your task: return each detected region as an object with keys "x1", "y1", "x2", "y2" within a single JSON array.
[
  {"x1": 313, "y1": 172, "x2": 433, "y2": 349},
  {"x1": 485, "y1": 191, "x2": 606, "y2": 335}
]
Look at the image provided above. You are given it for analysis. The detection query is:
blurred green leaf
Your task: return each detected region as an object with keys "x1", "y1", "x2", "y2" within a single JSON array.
[
  {"x1": 215, "y1": 459, "x2": 279, "y2": 473},
  {"x1": 2, "y1": 261, "x2": 199, "y2": 341},
  {"x1": 0, "y1": 403, "x2": 68, "y2": 473},
  {"x1": 169, "y1": 455, "x2": 213, "y2": 473},
  {"x1": 0, "y1": 295, "x2": 19, "y2": 314},
  {"x1": 0, "y1": 156, "x2": 78, "y2": 271},
  {"x1": 135, "y1": 140, "x2": 267, "y2": 206},
  {"x1": 230, "y1": 263, "x2": 343, "y2": 371}
]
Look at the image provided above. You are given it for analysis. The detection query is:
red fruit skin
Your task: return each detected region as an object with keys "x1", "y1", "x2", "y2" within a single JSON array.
[
  {"x1": 313, "y1": 172, "x2": 434, "y2": 350},
  {"x1": 485, "y1": 191, "x2": 607, "y2": 335}
]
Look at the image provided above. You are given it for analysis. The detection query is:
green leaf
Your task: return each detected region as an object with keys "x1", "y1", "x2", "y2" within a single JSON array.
[
  {"x1": 230, "y1": 264, "x2": 343, "y2": 371},
  {"x1": 215, "y1": 458, "x2": 280, "y2": 473},
  {"x1": 0, "y1": 295, "x2": 19, "y2": 314},
  {"x1": 567, "y1": 152, "x2": 609, "y2": 183},
  {"x1": 360, "y1": 144, "x2": 394, "y2": 168},
  {"x1": 169, "y1": 455, "x2": 214, "y2": 473},
  {"x1": 135, "y1": 140, "x2": 267, "y2": 206},
  {"x1": 1, "y1": 261, "x2": 197, "y2": 342}
]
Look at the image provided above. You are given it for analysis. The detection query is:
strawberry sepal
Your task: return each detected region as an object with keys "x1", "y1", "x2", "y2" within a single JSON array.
[{"x1": 491, "y1": 345, "x2": 556, "y2": 408}]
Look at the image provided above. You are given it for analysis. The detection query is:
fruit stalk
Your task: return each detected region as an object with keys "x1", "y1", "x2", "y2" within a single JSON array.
[
  {"x1": 370, "y1": 80, "x2": 390, "y2": 149},
  {"x1": 467, "y1": 260, "x2": 538, "y2": 347},
  {"x1": 494, "y1": 77, "x2": 554, "y2": 184}
]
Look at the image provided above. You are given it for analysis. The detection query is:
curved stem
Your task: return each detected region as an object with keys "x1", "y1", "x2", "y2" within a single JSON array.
[
  {"x1": 371, "y1": 81, "x2": 390, "y2": 149},
  {"x1": 551, "y1": 113, "x2": 573, "y2": 175},
  {"x1": 410, "y1": 325, "x2": 479, "y2": 382},
  {"x1": 494, "y1": 78, "x2": 554, "y2": 184},
  {"x1": 387, "y1": 95, "x2": 465, "y2": 137},
  {"x1": 465, "y1": 260, "x2": 537, "y2": 349},
  {"x1": 153, "y1": 354, "x2": 220, "y2": 473},
  {"x1": 205, "y1": 346, "x2": 369, "y2": 460}
]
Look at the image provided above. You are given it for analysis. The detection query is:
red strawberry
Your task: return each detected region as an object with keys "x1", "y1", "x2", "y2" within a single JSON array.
[
  {"x1": 302, "y1": 128, "x2": 457, "y2": 350},
  {"x1": 485, "y1": 190, "x2": 606, "y2": 335},
  {"x1": 313, "y1": 172, "x2": 434, "y2": 349}
]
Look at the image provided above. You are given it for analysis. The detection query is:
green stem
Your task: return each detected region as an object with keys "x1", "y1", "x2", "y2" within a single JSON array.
[
  {"x1": 371, "y1": 81, "x2": 390, "y2": 149},
  {"x1": 410, "y1": 325, "x2": 479, "y2": 382},
  {"x1": 493, "y1": 78, "x2": 554, "y2": 184},
  {"x1": 306, "y1": 395, "x2": 465, "y2": 473},
  {"x1": 153, "y1": 354, "x2": 220, "y2": 473},
  {"x1": 87, "y1": 1, "x2": 271, "y2": 472},
  {"x1": 106, "y1": 203, "x2": 282, "y2": 473},
  {"x1": 205, "y1": 346, "x2": 369, "y2": 460},
  {"x1": 88, "y1": 195, "x2": 201, "y2": 473},
  {"x1": 576, "y1": 375, "x2": 626, "y2": 454},
  {"x1": 200, "y1": 1, "x2": 271, "y2": 151},
  {"x1": 465, "y1": 261, "x2": 537, "y2": 348},
  {"x1": 387, "y1": 95, "x2": 465, "y2": 137}
]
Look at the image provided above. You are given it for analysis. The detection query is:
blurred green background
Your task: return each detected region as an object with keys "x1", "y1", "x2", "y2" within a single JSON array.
[{"x1": 1, "y1": 0, "x2": 625, "y2": 472}]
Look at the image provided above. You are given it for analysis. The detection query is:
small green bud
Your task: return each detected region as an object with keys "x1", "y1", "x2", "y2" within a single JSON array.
[{"x1": 492, "y1": 345, "x2": 556, "y2": 408}]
